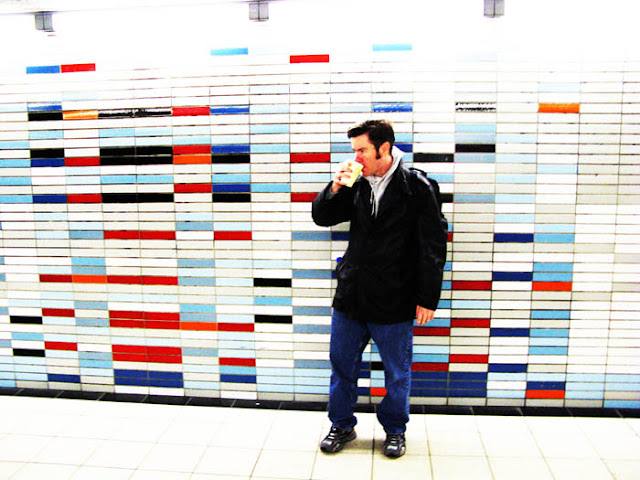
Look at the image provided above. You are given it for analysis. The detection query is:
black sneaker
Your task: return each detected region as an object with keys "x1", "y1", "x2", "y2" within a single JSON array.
[
  {"x1": 383, "y1": 433, "x2": 406, "y2": 458},
  {"x1": 320, "y1": 426, "x2": 356, "y2": 453}
]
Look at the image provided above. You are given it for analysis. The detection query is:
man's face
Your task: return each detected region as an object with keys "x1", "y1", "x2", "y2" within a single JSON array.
[{"x1": 350, "y1": 134, "x2": 387, "y2": 177}]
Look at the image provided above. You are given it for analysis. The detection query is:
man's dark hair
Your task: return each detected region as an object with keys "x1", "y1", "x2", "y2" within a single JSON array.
[{"x1": 347, "y1": 119, "x2": 395, "y2": 152}]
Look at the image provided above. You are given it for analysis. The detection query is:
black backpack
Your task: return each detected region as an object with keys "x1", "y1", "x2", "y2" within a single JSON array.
[{"x1": 409, "y1": 167, "x2": 445, "y2": 216}]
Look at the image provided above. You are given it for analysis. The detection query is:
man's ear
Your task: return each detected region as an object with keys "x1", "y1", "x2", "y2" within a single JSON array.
[{"x1": 380, "y1": 141, "x2": 391, "y2": 157}]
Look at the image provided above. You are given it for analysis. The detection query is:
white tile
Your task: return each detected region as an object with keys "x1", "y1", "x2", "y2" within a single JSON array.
[
  {"x1": 312, "y1": 451, "x2": 373, "y2": 480},
  {"x1": 191, "y1": 475, "x2": 250, "y2": 480},
  {"x1": 130, "y1": 470, "x2": 191, "y2": 480},
  {"x1": 625, "y1": 418, "x2": 640, "y2": 437},
  {"x1": 0, "y1": 434, "x2": 52, "y2": 462},
  {"x1": 209, "y1": 420, "x2": 271, "y2": 449},
  {"x1": 489, "y1": 457, "x2": 554, "y2": 480},
  {"x1": 32, "y1": 437, "x2": 101, "y2": 465},
  {"x1": 108, "y1": 416, "x2": 173, "y2": 443},
  {"x1": 138, "y1": 442, "x2": 206, "y2": 473},
  {"x1": 252, "y1": 449, "x2": 316, "y2": 479},
  {"x1": 431, "y1": 456, "x2": 493, "y2": 480},
  {"x1": 477, "y1": 416, "x2": 542, "y2": 458},
  {"x1": 158, "y1": 419, "x2": 220, "y2": 445},
  {"x1": 11, "y1": 462, "x2": 78, "y2": 480},
  {"x1": 526, "y1": 416, "x2": 599, "y2": 459},
  {"x1": 604, "y1": 459, "x2": 640, "y2": 480},
  {"x1": 372, "y1": 454, "x2": 432, "y2": 480},
  {"x1": 194, "y1": 446, "x2": 260, "y2": 476},
  {"x1": 63, "y1": 415, "x2": 128, "y2": 440},
  {"x1": 425, "y1": 415, "x2": 485, "y2": 457},
  {"x1": 263, "y1": 416, "x2": 325, "y2": 451},
  {"x1": 84, "y1": 439, "x2": 155, "y2": 470},
  {"x1": 70, "y1": 465, "x2": 134, "y2": 480},
  {"x1": 546, "y1": 458, "x2": 614, "y2": 480},
  {"x1": 0, "y1": 461, "x2": 25, "y2": 478},
  {"x1": 576, "y1": 417, "x2": 640, "y2": 460}
]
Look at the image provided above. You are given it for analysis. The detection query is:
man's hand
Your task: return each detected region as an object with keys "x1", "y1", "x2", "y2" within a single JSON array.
[
  {"x1": 416, "y1": 305, "x2": 435, "y2": 326},
  {"x1": 331, "y1": 162, "x2": 357, "y2": 193}
]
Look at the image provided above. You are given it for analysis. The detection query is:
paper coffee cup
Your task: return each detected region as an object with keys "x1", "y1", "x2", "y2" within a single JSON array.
[{"x1": 342, "y1": 160, "x2": 363, "y2": 187}]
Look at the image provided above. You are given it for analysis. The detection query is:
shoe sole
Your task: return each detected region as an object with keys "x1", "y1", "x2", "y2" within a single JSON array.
[{"x1": 320, "y1": 430, "x2": 357, "y2": 453}]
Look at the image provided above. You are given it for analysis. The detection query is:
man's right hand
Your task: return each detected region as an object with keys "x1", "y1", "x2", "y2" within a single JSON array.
[{"x1": 331, "y1": 162, "x2": 357, "y2": 193}]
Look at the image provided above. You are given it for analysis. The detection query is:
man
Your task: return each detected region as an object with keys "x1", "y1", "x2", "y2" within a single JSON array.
[{"x1": 312, "y1": 119, "x2": 447, "y2": 458}]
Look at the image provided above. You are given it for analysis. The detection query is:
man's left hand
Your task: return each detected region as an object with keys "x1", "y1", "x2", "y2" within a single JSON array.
[{"x1": 416, "y1": 306, "x2": 435, "y2": 326}]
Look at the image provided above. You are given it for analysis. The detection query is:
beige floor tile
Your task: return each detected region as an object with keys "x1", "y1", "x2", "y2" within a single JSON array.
[
  {"x1": 489, "y1": 456, "x2": 554, "y2": 480},
  {"x1": 312, "y1": 451, "x2": 373, "y2": 480},
  {"x1": 372, "y1": 453, "x2": 432, "y2": 480},
  {"x1": 138, "y1": 442, "x2": 207, "y2": 472},
  {"x1": 0, "y1": 434, "x2": 52, "y2": 462},
  {"x1": 32, "y1": 436, "x2": 102, "y2": 465},
  {"x1": 546, "y1": 458, "x2": 614, "y2": 480},
  {"x1": 84, "y1": 439, "x2": 155, "y2": 470},
  {"x1": 625, "y1": 418, "x2": 640, "y2": 437},
  {"x1": 11, "y1": 462, "x2": 78, "y2": 480},
  {"x1": 0, "y1": 462, "x2": 26, "y2": 479},
  {"x1": 129, "y1": 470, "x2": 191, "y2": 480},
  {"x1": 425, "y1": 422, "x2": 485, "y2": 457},
  {"x1": 431, "y1": 455, "x2": 493, "y2": 480},
  {"x1": 252, "y1": 449, "x2": 316, "y2": 479},
  {"x1": 70, "y1": 465, "x2": 134, "y2": 479},
  {"x1": 576, "y1": 417, "x2": 640, "y2": 460},
  {"x1": 158, "y1": 419, "x2": 220, "y2": 445},
  {"x1": 604, "y1": 459, "x2": 640, "y2": 480},
  {"x1": 194, "y1": 446, "x2": 261, "y2": 476},
  {"x1": 209, "y1": 420, "x2": 271, "y2": 449}
]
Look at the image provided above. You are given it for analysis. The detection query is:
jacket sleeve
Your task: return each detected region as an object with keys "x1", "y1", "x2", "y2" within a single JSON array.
[
  {"x1": 311, "y1": 182, "x2": 354, "y2": 227},
  {"x1": 414, "y1": 177, "x2": 448, "y2": 311}
]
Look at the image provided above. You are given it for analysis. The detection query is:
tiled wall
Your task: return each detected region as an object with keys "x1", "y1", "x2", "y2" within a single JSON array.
[{"x1": 1, "y1": 40, "x2": 639, "y2": 409}]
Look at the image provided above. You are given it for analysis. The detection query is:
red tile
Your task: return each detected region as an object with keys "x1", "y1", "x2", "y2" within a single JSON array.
[
  {"x1": 61, "y1": 63, "x2": 96, "y2": 73},
  {"x1": 290, "y1": 54, "x2": 330, "y2": 63},
  {"x1": 290, "y1": 153, "x2": 331, "y2": 163},
  {"x1": 214, "y1": 231, "x2": 252, "y2": 241}
]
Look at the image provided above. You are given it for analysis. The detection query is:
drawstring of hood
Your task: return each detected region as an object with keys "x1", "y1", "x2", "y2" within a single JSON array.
[{"x1": 365, "y1": 146, "x2": 403, "y2": 217}]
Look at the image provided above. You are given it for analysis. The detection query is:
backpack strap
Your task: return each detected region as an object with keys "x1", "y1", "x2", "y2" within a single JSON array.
[{"x1": 409, "y1": 167, "x2": 443, "y2": 214}]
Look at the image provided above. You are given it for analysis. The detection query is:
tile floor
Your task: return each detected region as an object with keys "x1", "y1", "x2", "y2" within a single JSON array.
[{"x1": 0, "y1": 395, "x2": 639, "y2": 479}]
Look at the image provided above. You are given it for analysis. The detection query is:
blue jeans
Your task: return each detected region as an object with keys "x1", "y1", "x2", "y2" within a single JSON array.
[{"x1": 328, "y1": 309, "x2": 413, "y2": 434}]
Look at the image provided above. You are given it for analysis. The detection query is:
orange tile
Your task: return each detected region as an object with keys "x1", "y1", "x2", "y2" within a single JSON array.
[
  {"x1": 173, "y1": 154, "x2": 211, "y2": 164},
  {"x1": 63, "y1": 110, "x2": 99, "y2": 120},
  {"x1": 538, "y1": 103, "x2": 580, "y2": 113}
]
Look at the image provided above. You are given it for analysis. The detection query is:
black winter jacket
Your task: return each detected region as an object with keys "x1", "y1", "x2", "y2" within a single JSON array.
[{"x1": 312, "y1": 160, "x2": 448, "y2": 324}]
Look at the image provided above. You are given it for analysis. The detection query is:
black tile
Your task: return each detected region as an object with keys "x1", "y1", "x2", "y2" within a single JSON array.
[
  {"x1": 618, "y1": 409, "x2": 640, "y2": 419},
  {"x1": 354, "y1": 403, "x2": 376, "y2": 413},
  {"x1": 473, "y1": 406, "x2": 522, "y2": 416},
  {"x1": 254, "y1": 278, "x2": 292, "y2": 288},
  {"x1": 413, "y1": 153, "x2": 454, "y2": 163},
  {"x1": 521, "y1": 407, "x2": 571, "y2": 417},
  {"x1": 16, "y1": 388, "x2": 62, "y2": 398},
  {"x1": 10, "y1": 315, "x2": 43, "y2": 325},
  {"x1": 0, "y1": 387, "x2": 20, "y2": 396},
  {"x1": 280, "y1": 401, "x2": 327, "y2": 412},
  {"x1": 187, "y1": 396, "x2": 233, "y2": 408},
  {"x1": 254, "y1": 314, "x2": 293, "y2": 324},
  {"x1": 233, "y1": 399, "x2": 282, "y2": 410},
  {"x1": 569, "y1": 407, "x2": 620, "y2": 418},
  {"x1": 28, "y1": 111, "x2": 63, "y2": 122},
  {"x1": 424, "y1": 405, "x2": 474, "y2": 415},
  {"x1": 58, "y1": 390, "x2": 104, "y2": 401},
  {"x1": 455, "y1": 144, "x2": 496, "y2": 153},
  {"x1": 146, "y1": 395, "x2": 190, "y2": 406},
  {"x1": 100, "y1": 392, "x2": 147, "y2": 403}
]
